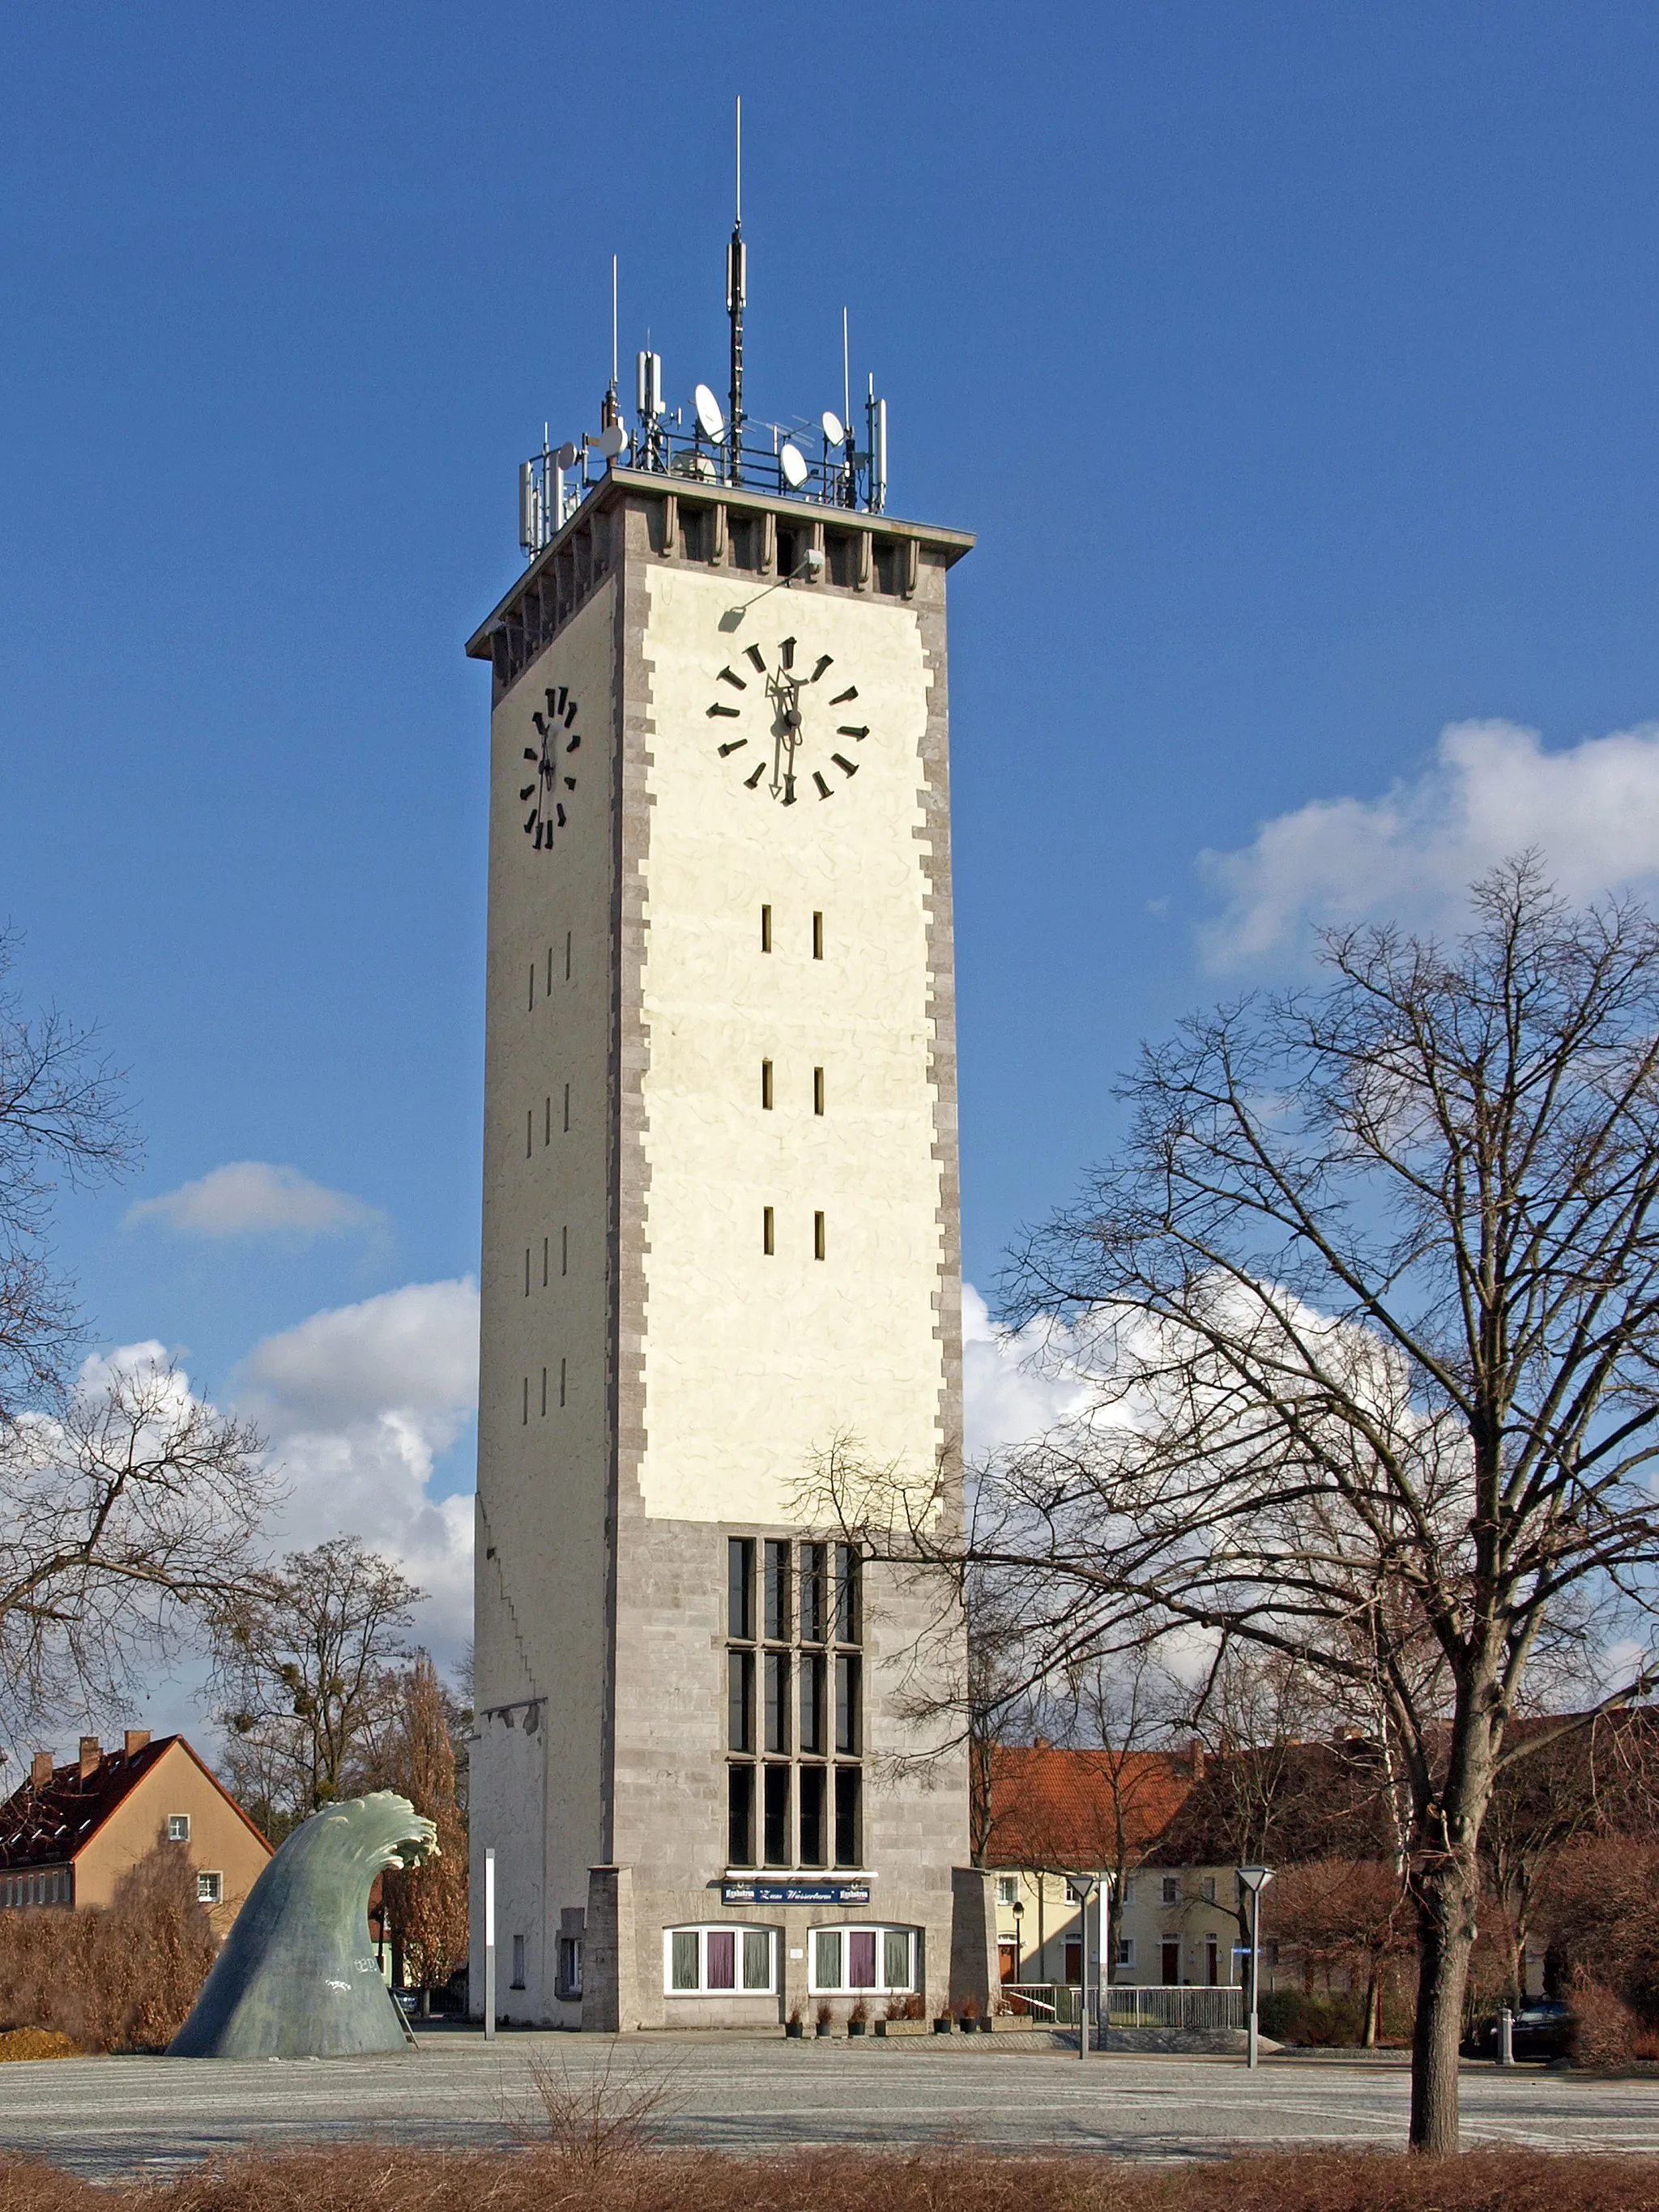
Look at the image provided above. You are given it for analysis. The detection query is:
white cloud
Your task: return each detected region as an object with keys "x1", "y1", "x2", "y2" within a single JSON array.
[
  {"x1": 237, "y1": 1280, "x2": 480, "y2": 1655},
  {"x1": 1199, "y1": 717, "x2": 1659, "y2": 968},
  {"x1": 962, "y1": 1283, "x2": 1096, "y2": 1461},
  {"x1": 125, "y1": 1161, "x2": 385, "y2": 1238}
]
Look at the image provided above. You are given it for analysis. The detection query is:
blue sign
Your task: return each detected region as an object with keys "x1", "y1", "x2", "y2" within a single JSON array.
[{"x1": 721, "y1": 1881, "x2": 871, "y2": 1906}]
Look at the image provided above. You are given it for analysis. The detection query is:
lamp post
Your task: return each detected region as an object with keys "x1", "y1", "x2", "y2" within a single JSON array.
[
  {"x1": 1236, "y1": 1865, "x2": 1273, "y2": 2069},
  {"x1": 1068, "y1": 1873, "x2": 1098, "y2": 2059},
  {"x1": 1011, "y1": 1897, "x2": 1025, "y2": 1984}
]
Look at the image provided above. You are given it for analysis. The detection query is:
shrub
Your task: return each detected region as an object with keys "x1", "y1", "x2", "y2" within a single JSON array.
[
  {"x1": 1257, "y1": 1988, "x2": 1367, "y2": 2047},
  {"x1": 1570, "y1": 1978, "x2": 1643, "y2": 2070},
  {"x1": 0, "y1": 1841, "x2": 215, "y2": 2052}
]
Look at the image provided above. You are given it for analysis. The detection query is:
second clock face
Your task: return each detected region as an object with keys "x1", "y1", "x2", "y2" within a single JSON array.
[
  {"x1": 520, "y1": 684, "x2": 581, "y2": 853},
  {"x1": 706, "y1": 634, "x2": 868, "y2": 806}
]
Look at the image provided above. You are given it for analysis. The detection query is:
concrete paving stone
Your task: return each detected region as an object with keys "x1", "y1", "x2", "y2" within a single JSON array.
[{"x1": 0, "y1": 2031, "x2": 1655, "y2": 2184}]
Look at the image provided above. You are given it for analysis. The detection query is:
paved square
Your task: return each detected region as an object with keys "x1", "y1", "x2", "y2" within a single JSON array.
[{"x1": 2, "y1": 2030, "x2": 1657, "y2": 2181}]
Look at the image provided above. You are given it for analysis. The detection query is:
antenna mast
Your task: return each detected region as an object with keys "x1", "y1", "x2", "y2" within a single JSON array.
[
  {"x1": 601, "y1": 254, "x2": 621, "y2": 431},
  {"x1": 727, "y1": 95, "x2": 745, "y2": 486}
]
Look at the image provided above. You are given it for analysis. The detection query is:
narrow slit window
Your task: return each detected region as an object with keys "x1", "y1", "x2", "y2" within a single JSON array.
[
  {"x1": 526, "y1": 1110, "x2": 532, "y2": 1159},
  {"x1": 543, "y1": 1235, "x2": 549, "y2": 1287},
  {"x1": 761, "y1": 904, "x2": 772, "y2": 953},
  {"x1": 813, "y1": 1067, "x2": 825, "y2": 1116},
  {"x1": 762, "y1": 1205, "x2": 774, "y2": 1255},
  {"x1": 528, "y1": 965, "x2": 535, "y2": 1012},
  {"x1": 522, "y1": 1377, "x2": 528, "y2": 1426},
  {"x1": 814, "y1": 1210, "x2": 826, "y2": 1261},
  {"x1": 544, "y1": 1096, "x2": 550, "y2": 1145},
  {"x1": 761, "y1": 1059, "x2": 774, "y2": 1110},
  {"x1": 563, "y1": 1082, "x2": 571, "y2": 1132},
  {"x1": 812, "y1": 911, "x2": 824, "y2": 960},
  {"x1": 524, "y1": 1248, "x2": 531, "y2": 1296},
  {"x1": 561, "y1": 1224, "x2": 568, "y2": 1276},
  {"x1": 540, "y1": 1366, "x2": 548, "y2": 1416},
  {"x1": 565, "y1": 930, "x2": 572, "y2": 981},
  {"x1": 559, "y1": 1357, "x2": 567, "y2": 1408},
  {"x1": 546, "y1": 947, "x2": 552, "y2": 995}
]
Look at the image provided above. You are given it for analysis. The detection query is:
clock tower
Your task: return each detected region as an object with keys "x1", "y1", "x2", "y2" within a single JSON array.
[{"x1": 465, "y1": 335, "x2": 983, "y2": 2028}]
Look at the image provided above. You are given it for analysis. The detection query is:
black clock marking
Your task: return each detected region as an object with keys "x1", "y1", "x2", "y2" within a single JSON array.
[
  {"x1": 522, "y1": 685, "x2": 580, "y2": 853},
  {"x1": 812, "y1": 771, "x2": 832, "y2": 799},
  {"x1": 838, "y1": 725, "x2": 868, "y2": 739},
  {"x1": 708, "y1": 702, "x2": 740, "y2": 718},
  {"x1": 719, "y1": 739, "x2": 748, "y2": 757},
  {"x1": 719, "y1": 666, "x2": 748, "y2": 689},
  {"x1": 829, "y1": 686, "x2": 858, "y2": 705},
  {"x1": 744, "y1": 645, "x2": 766, "y2": 673},
  {"x1": 744, "y1": 761, "x2": 766, "y2": 788},
  {"x1": 831, "y1": 753, "x2": 859, "y2": 777}
]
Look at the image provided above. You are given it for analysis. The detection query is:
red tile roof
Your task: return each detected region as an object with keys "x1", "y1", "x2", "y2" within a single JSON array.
[
  {"x1": 984, "y1": 1743, "x2": 1199, "y2": 1869},
  {"x1": 0, "y1": 1737, "x2": 269, "y2": 1869}
]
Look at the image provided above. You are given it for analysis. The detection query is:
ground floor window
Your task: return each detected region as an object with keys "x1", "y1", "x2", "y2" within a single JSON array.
[
  {"x1": 0, "y1": 1869, "x2": 67, "y2": 1907},
  {"x1": 664, "y1": 1924, "x2": 777, "y2": 1995},
  {"x1": 808, "y1": 1924, "x2": 917, "y2": 1995},
  {"x1": 556, "y1": 1936, "x2": 582, "y2": 2000}
]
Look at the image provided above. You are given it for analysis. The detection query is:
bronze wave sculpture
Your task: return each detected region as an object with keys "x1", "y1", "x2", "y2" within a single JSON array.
[{"x1": 170, "y1": 1790, "x2": 439, "y2": 2058}]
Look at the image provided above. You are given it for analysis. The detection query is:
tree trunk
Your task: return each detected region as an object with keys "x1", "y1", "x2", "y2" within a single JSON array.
[
  {"x1": 1363, "y1": 1971, "x2": 1380, "y2": 2048},
  {"x1": 1410, "y1": 1861, "x2": 1478, "y2": 2153}
]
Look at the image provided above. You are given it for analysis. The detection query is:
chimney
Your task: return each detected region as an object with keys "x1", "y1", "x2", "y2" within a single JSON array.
[
  {"x1": 78, "y1": 1737, "x2": 101, "y2": 1781},
  {"x1": 123, "y1": 1730, "x2": 151, "y2": 1759},
  {"x1": 29, "y1": 1754, "x2": 53, "y2": 1792},
  {"x1": 1188, "y1": 1737, "x2": 1206, "y2": 1780}
]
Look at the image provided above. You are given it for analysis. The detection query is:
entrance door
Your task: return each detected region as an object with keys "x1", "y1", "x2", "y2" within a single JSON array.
[
  {"x1": 1205, "y1": 1937, "x2": 1218, "y2": 1986},
  {"x1": 1064, "y1": 1939, "x2": 1083, "y2": 1985},
  {"x1": 998, "y1": 1939, "x2": 1018, "y2": 1985},
  {"x1": 1160, "y1": 1938, "x2": 1180, "y2": 1986}
]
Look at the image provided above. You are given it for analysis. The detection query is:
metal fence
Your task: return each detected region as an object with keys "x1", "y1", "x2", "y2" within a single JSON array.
[{"x1": 1001, "y1": 1984, "x2": 1243, "y2": 2032}]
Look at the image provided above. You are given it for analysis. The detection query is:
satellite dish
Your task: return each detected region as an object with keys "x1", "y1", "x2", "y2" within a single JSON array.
[
  {"x1": 779, "y1": 441, "x2": 808, "y2": 490},
  {"x1": 555, "y1": 442, "x2": 578, "y2": 469},
  {"x1": 694, "y1": 384, "x2": 726, "y2": 441},
  {"x1": 821, "y1": 410, "x2": 845, "y2": 445},
  {"x1": 596, "y1": 424, "x2": 628, "y2": 459}
]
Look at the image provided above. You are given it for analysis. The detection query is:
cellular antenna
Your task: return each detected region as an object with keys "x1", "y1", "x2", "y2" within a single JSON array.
[
  {"x1": 842, "y1": 306, "x2": 850, "y2": 432},
  {"x1": 727, "y1": 94, "x2": 745, "y2": 487}
]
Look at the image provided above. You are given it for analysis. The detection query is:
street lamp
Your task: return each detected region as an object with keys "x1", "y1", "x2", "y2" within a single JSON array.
[
  {"x1": 1236, "y1": 1864, "x2": 1274, "y2": 2069},
  {"x1": 1011, "y1": 1897, "x2": 1025, "y2": 1985},
  {"x1": 1066, "y1": 1873, "x2": 1100, "y2": 2061}
]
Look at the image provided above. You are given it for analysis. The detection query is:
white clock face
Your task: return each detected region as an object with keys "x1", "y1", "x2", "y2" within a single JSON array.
[
  {"x1": 519, "y1": 683, "x2": 582, "y2": 853},
  {"x1": 704, "y1": 633, "x2": 868, "y2": 807}
]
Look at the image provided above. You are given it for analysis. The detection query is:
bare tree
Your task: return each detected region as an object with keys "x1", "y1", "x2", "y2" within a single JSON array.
[
  {"x1": 1056, "y1": 1651, "x2": 1188, "y2": 1984},
  {"x1": 885, "y1": 860, "x2": 1659, "y2": 2151},
  {"x1": 0, "y1": 931, "x2": 134, "y2": 1420},
  {"x1": 212, "y1": 1536, "x2": 423, "y2": 1821},
  {"x1": 0, "y1": 1353, "x2": 267, "y2": 1752}
]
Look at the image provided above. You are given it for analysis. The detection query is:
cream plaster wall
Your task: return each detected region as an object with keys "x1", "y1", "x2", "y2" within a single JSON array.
[
  {"x1": 473, "y1": 577, "x2": 619, "y2": 2022},
  {"x1": 634, "y1": 564, "x2": 945, "y2": 1526}
]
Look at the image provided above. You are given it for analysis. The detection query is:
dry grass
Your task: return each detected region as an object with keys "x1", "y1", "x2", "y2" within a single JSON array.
[
  {"x1": 514, "y1": 2047, "x2": 683, "y2": 2163},
  {"x1": 0, "y1": 1843, "x2": 214, "y2": 2053},
  {"x1": 0, "y1": 2031, "x2": 79, "y2": 2063},
  {"x1": 6, "y1": 2146, "x2": 1659, "y2": 2212}
]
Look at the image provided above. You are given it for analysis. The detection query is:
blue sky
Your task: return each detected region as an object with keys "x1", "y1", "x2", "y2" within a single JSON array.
[{"x1": 8, "y1": 2, "x2": 1659, "y2": 1690}]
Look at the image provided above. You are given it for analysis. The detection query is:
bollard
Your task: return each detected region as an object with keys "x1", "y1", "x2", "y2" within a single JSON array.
[{"x1": 1497, "y1": 2005, "x2": 1514, "y2": 2067}]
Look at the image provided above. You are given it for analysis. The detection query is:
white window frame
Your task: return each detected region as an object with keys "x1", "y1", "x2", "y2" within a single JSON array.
[
  {"x1": 196, "y1": 1870, "x2": 222, "y2": 1905},
  {"x1": 1064, "y1": 1877, "x2": 1088, "y2": 1904},
  {"x1": 663, "y1": 1924, "x2": 778, "y2": 1997},
  {"x1": 167, "y1": 1814, "x2": 190, "y2": 1843},
  {"x1": 556, "y1": 1935, "x2": 583, "y2": 2000},
  {"x1": 1201, "y1": 1874, "x2": 1216, "y2": 1903},
  {"x1": 995, "y1": 1874, "x2": 1018, "y2": 1906},
  {"x1": 1161, "y1": 1875, "x2": 1180, "y2": 1905},
  {"x1": 807, "y1": 1924, "x2": 919, "y2": 1996},
  {"x1": 1115, "y1": 1936, "x2": 1136, "y2": 1970}
]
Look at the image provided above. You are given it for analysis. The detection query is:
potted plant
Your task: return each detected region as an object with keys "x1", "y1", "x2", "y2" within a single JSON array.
[
  {"x1": 815, "y1": 2000, "x2": 834, "y2": 2039},
  {"x1": 933, "y1": 2003, "x2": 953, "y2": 2034},
  {"x1": 961, "y1": 1993, "x2": 981, "y2": 2035},
  {"x1": 786, "y1": 2003, "x2": 804, "y2": 2039},
  {"x1": 848, "y1": 1997, "x2": 868, "y2": 2037}
]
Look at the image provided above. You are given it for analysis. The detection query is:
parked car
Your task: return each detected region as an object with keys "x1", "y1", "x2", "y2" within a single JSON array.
[{"x1": 1465, "y1": 1997, "x2": 1573, "y2": 2060}]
